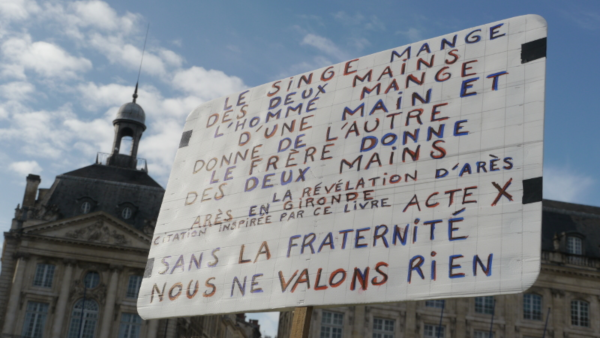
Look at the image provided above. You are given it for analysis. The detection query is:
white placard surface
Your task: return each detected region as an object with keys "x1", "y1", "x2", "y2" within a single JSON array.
[{"x1": 139, "y1": 15, "x2": 546, "y2": 319}]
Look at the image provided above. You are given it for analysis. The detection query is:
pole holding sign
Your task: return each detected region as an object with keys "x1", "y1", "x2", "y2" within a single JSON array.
[{"x1": 138, "y1": 14, "x2": 547, "y2": 319}]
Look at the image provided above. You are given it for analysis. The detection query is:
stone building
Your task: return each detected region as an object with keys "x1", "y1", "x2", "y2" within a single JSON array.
[
  {"x1": 278, "y1": 199, "x2": 600, "y2": 337},
  {"x1": 0, "y1": 92, "x2": 261, "y2": 338}
]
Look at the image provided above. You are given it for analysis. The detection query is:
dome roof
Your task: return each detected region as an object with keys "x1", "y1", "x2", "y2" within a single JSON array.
[{"x1": 114, "y1": 102, "x2": 146, "y2": 126}]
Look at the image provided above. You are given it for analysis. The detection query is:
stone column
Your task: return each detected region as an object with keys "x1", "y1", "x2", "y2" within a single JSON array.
[
  {"x1": 503, "y1": 294, "x2": 518, "y2": 338},
  {"x1": 51, "y1": 260, "x2": 75, "y2": 338},
  {"x1": 99, "y1": 266, "x2": 121, "y2": 338},
  {"x1": 2, "y1": 255, "x2": 28, "y2": 335},
  {"x1": 551, "y1": 288, "x2": 565, "y2": 338},
  {"x1": 352, "y1": 305, "x2": 365, "y2": 338},
  {"x1": 404, "y1": 301, "x2": 417, "y2": 338},
  {"x1": 146, "y1": 319, "x2": 159, "y2": 338},
  {"x1": 455, "y1": 298, "x2": 467, "y2": 336},
  {"x1": 165, "y1": 318, "x2": 177, "y2": 338}
]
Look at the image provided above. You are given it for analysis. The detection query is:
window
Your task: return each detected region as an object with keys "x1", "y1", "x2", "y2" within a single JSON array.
[
  {"x1": 126, "y1": 275, "x2": 143, "y2": 298},
  {"x1": 122, "y1": 207, "x2": 133, "y2": 220},
  {"x1": 320, "y1": 311, "x2": 343, "y2": 338},
  {"x1": 119, "y1": 313, "x2": 143, "y2": 338},
  {"x1": 475, "y1": 296, "x2": 495, "y2": 315},
  {"x1": 22, "y1": 302, "x2": 49, "y2": 338},
  {"x1": 523, "y1": 294, "x2": 542, "y2": 320},
  {"x1": 425, "y1": 300, "x2": 445, "y2": 308},
  {"x1": 424, "y1": 324, "x2": 444, "y2": 338},
  {"x1": 571, "y1": 300, "x2": 589, "y2": 327},
  {"x1": 373, "y1": 318, "x2": 394, "y2": 338},
  {"x1": 567, "y1": 236, "x2": 583, "y2": 255},
  {"x1": 474, "y1": 331, "x2": 493, "y2": 338},
  {"x1": 120, "y1": 136, "x2": 134, "y2": 155},
  {"x1": 81, "y1": 201, "x2": 92, "y2": 214},
  {"x1": 33, "y1": 263, "x2": 55, "y2": 288},
  {"x1": 84, "y1": 271, "x2": 100, "y2": 289},
  {"x1": 67, "y1": 299, "x2": 99, "y2": 338}
]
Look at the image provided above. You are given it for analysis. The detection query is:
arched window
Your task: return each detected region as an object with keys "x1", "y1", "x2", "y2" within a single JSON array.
[
  {"x1": 67, "y1": 299, "x2": 99, "y2": 338},
  {"x1": 567, "y1": 236, "x2": 583, "y2": 255},
  {"x1": 571, "y1": 300, "x2": 589, "y2": 327},
  {"x1": 118, "y1": 127, "x2": 135, "y2": 156},
  {"x1": 119, "y1": 136, "x2": 133, "y2": 155},
  {"x1": 523, "y1": 293, "x2": 542, "y2": 320}
]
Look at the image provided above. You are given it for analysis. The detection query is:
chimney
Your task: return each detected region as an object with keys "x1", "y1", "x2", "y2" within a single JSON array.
[{"x1": 22, "y1": 174, "x2": 41, "y2": 208}]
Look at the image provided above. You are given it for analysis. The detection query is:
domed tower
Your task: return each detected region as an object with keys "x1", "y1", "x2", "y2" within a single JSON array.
[{"x1": 107, "y1": 85, "x2": 146, "y2": 169}]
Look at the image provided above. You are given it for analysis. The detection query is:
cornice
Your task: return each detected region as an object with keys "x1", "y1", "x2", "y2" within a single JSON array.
[
  {"x1": 22, "y1": 233, "x2": 150, "y2": 254},
  {"x1": 22, "y1": 211, "x2": 151, "y2": 244}
]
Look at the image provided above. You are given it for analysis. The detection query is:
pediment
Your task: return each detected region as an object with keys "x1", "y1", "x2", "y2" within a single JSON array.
[{"x1": 23, "y1": 212, "x2": 152, "y2": 250}]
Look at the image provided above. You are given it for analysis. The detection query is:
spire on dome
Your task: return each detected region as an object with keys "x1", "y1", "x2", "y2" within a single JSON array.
[{"x1": 133, "y1": 82, "x2": 139, "y2": 103}]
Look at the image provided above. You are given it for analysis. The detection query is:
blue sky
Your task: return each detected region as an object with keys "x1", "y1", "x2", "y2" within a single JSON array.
[{"x1": 0, "y1": 1, "x2": 599, "y2": 336}]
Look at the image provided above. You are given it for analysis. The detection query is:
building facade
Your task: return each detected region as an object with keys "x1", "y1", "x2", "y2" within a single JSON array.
[
  {"x1": 0, "y1": 93, "x2": 260, "y2": 338},
  {"x1": 279, "y1": 200, "x2": 600, "y2": 337}
]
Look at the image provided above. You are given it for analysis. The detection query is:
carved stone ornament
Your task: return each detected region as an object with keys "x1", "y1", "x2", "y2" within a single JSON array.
[
  {"x1": 65, "y1": 222, "x2": 129, "y2": 246},
  {"x1": 69, "y1": 279, "x2": 108, "y2": 305},
  {"x1": 551, "y1": 288, "x2": 565, "y2": 298},
  {"x1": 142, "y1": 223, "x2": 154, "y2": 236}
]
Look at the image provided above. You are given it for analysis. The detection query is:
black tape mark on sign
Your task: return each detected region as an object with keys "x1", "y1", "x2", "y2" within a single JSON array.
[
  {"x1": 522, "y1": 177, "x2": 543, "y2": 204},
  {"x1": 144, "y1": 258, "x2": 154, "y2": 278},
  {"x1": 521, "y1": 38, "x2": 547, "y2": 64},
  {"x1": 179, "y1": 130, "x2": 193, "y2": 148}
]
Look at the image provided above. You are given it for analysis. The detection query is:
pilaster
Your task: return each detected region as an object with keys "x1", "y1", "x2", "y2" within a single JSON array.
[
  {"x1": 2, "y1": 253, "x2": 29, "y2": 334},
  {"x1": 99, "y1": 264, "x2": 122, "y2": 338},
  {"x1": 51, "y1": 259, "x2": 76, "y2": 338}
]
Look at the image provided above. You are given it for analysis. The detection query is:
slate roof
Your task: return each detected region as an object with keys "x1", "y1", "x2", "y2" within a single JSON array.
[
  {"x1": 542, "y1": 199, "x2": 600, "y2": 259},
  {"x1": 62, "y1": 164, "x2": 162, "y2": 188},
  {"x1": 44, "y1": 164, "x2": 164, "y2": 231}
]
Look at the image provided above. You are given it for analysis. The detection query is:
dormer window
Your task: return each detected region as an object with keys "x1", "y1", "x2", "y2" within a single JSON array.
[
  {"x1": 117, "y1": 203, "x2": 137, "y2": 220},
  {"x1": 81, "y1": 202, "x2": 92, "y2": 214},
  {"x1": 567, "y1": 236, "x2": 583, "y2": 255},
  {"x1": 78, "y1": 198, "x2": 96, "y2": 215},
  {"x1": 122, "y1": 207, "x2": 133, "y2": 220}
]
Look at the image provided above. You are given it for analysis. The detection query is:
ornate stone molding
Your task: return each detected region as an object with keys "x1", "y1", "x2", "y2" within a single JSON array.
[
  {"x1": 12, "y1": 252, "x2": 30, "y2": 260},
  {"x1": 62, "y1": 258, "x2": 77, "y2": 266},
  {"x1": 551, "y1": 288, "x2": 565, "y2": 298},
  {"x1": 109, "y1": 264, "x2": 124, "y2": 272},
  {"x1": 65, "y1": 222, "x2": 130, "y2": 246},
  {"x1": 77, "y1": 262, "x2": 108, "y2": 272},
  {"x1": 68, "y1": 279, "x2": 108, "y2": 305}
]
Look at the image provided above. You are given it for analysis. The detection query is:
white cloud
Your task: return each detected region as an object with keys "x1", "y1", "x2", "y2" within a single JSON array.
[
  {"x1": 276, "y1": 56, "x2": 332, "y2": 79},
  {"x1": 544, "y1": 166, "x2": 595, "y2": 204},
  {"x1": 0, "y1": 0, "x2": 40, "y2": 22},
  {"x1": 301, "y1": 33, "x2": 347, "y2": 60},
  {"x1": 2, "y1": 35, "x2": 92, "y2": 79},
  {"x1": 349, "y1": 37, "x2": 370, "y2": 51},
  {"x1": 0, "y1": 0, "x2": 248, "y2": 188},
  {"x1": 88, "y1": 34, "x2": 167, "y2": 77},
  {"x1": 172, "y1": 66, "x2": 246, "y2": 101},
  {"x1": 1, "y1": 107, "x2": 76, "y2": 159},
  {"x1": 0, "y1": 81, "x2": 35, "y2": 101},
  {"x1": 397, "y1": 28, "x2": 423, "y2": 42},
  {"x1": 71, "y1": 1, "x2": 121, "y2": 31},
  {"x1": 333, "y1": 11, "x2": 364, "y2": 24},
  {"x1": 333, "y1": 11, "x2": 384, "y2": 31},
  {"x1": 9, "y1": 160, "x2": 42, "y2": 176},
  {"x1": 159, "y1": 49, "x2": 184, "y2": 68},
  {"x1": 562, "y1": 9, "x2": 600, "y2": 30},
  {"x1": 77, "y1": 82, "x2": 140, "y2": 111}
]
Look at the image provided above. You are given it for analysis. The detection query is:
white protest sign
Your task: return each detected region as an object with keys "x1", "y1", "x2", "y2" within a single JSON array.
[{"x1": 138, "y1": 15, "x2": 546, "y2": 319}]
